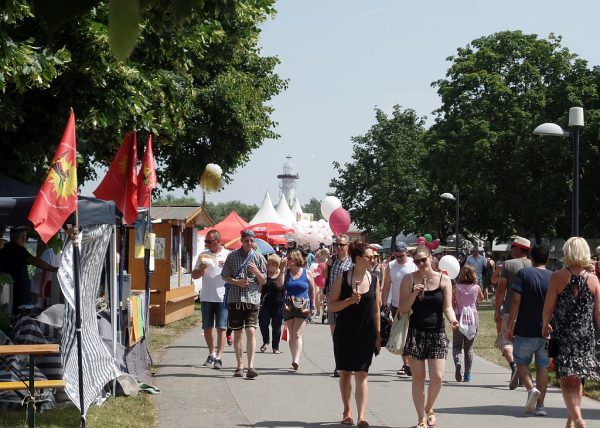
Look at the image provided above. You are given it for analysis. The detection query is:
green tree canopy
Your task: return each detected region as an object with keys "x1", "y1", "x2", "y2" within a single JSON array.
[
  {"x1": 302, "y1": 197, "x2": 323, "y2": 221},
  {"x1": 203, "y1": 200, "x2": 258, "y2": 224},
  {"x1": 153, "y1": 194, "x2": 199, "y2": 206},
  {"x1": 330, "y1": 106, "x2": 427, "y2": 242},
  {"x1": 426, "y1": 31, "x2": 600, "y2": 240},
  {"x1": 0, "y1": 0, "x2": 286, "y2": 191}
]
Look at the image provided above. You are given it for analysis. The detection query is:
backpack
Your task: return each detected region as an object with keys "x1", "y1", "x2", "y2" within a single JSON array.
[{"x1": 458, "y1": 305, "x2": 477, "y2": 340}]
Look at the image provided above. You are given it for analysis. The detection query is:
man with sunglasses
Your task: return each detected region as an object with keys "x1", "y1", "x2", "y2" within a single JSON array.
[
  {"x1": 381, "y1": 241, "x2": 417, "y2": 376},
  {"x1": 221, "y1": 229, "x2": 267, "y2": 379},
  {"x1": 326, "y1": 234, "x2": 353, "y2": 377},
  {"x1": 192, "y1": 229, "x2": 230, "y2": 370}
]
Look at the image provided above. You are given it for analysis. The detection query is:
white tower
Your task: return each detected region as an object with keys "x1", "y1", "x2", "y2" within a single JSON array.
[{"x1": 277, "y1": 156, "x2": 299, "y2": 208}]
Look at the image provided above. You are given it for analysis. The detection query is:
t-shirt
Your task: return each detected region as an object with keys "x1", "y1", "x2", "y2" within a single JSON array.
[
  {"x1": 511, "y1": 267, "x2": 551, "y2": 338},
  {"x1": 0, "y1": 242, "x2": 34, "y2": 311},
  {"x1": 454, "y1": 282, "x2": 479, "y2": 318},
  {"x1": 31, "y1": 248, "x2": 60, "y2": 296},
  {"x1": 389, "y1": 257, "x2": 417, "y2": 307},
  {"x1": 500, "y1": 257, "x2": 532, "y2": 315},
  {"x1": 466, "y1": 254, "x2": 485, "y2": 284},
  {"x1": 195, "y1": 247, "x2": 230, "y2": 302}
]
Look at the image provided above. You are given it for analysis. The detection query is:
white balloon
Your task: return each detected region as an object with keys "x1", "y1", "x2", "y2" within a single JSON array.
[
  {"x1": 438, "y1": 255, "x2": 461, "y2": 280},
  {"x1": 321, "y1": 196, "x2": 342, "y2": 220}
]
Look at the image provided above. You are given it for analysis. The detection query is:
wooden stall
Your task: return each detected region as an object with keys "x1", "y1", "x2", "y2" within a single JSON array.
[{"x1": 128, "y1": 206, "x2": 213, "y2": 325}]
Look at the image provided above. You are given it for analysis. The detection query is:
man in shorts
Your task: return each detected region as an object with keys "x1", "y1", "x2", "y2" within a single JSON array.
[
  {"x1": 326, "y1": 234, "x2": 353, "y2": 377},
  {"x1": 192, "y1": 229, "x2": 230, "y2": 370},
  {"x1": 221, "y1": 229, "x2": 266, "y2": 379},
  {"x1": 506, "y1": 244, "x2": 551, "y2": 416},
  {"x1": 494, "y1": 236, "x2": 531, "y2": 389}
]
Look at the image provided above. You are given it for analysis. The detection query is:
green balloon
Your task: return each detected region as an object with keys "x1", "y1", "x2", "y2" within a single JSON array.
[{"x1": 424, "y1": 233, "x2": 433, "y2": 243}]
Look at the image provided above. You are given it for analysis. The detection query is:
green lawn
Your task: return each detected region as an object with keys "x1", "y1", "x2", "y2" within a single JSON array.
[
  {"x1": 475, "y1": 302, "x2": 600, "y2": 400},
  {"x1": 0, "y1": 303, "x2": 201, "y2": 428}
]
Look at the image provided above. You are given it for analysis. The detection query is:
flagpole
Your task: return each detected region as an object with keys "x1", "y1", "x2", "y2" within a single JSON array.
[
  {"x1": 73, "y1": 210, "x2": 86, "y2": 428},
  {"x1": 143, "y1": 206, "x2": 153, "y2": 364}
]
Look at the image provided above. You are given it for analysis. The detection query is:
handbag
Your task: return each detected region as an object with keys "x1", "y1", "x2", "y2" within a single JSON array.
[
  {"x1": 284, "y1": 296, "x2": 310, "y2": 318},
  {"x1": 547, "y1": 338, "x2": 560, "y2": 358},
  {"x1": 380, "y1": 306, "x2": 394, "y2": 347},
  {"x1": 386, "y1": 310, "x2": 411, "y2": 355}
]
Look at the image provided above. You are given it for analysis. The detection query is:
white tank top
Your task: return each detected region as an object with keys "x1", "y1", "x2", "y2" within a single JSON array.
[{"x1": 390, "y1": 257, "x2": 418, "y2": 307}]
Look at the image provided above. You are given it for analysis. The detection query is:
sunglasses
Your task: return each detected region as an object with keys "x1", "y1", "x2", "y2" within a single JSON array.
[
  {"x1": 204, "y1": 239, "x2": 218, "y2": 244},
  {"x1": 413, "y1": 257, "x2": 428, "y2": 265},
  {"x1": 333, "y1": 243, "x2": 348, "y2": 247},
  {"x1": 362, "y1": 255, "x2": 374, "y2": 260}
]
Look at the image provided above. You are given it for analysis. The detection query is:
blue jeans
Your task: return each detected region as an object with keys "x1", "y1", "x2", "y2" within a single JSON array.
[
  {"x1": 513, "y1": 336, "x2": 550, "y2": 368},
  {"x1": 259, "y1": 304, "x2": 284, "y2": 350},
  {"x1": 201, "y1": 301, "x2": 228, "y2": 330}
]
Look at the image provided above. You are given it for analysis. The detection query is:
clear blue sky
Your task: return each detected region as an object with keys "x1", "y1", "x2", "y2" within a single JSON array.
[{"x1": 83, "y1": 1, "x2": 600, "y2": 207}]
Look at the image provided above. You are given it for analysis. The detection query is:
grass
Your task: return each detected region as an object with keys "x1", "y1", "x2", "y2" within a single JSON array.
[
  {"x1": 475, "y1": 301, "x2": 600, "y2": 400},
  {"x1": 0, "y1": 302, "x2": 201, "y2": 427}
]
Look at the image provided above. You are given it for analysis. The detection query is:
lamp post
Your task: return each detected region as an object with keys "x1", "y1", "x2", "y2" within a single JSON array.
[
  {"x1": 533, "y1": 107, "x2": 584, "y2": 236},
  {"x1": 440, "y1": 190, "x2": 460, "y2": 256}
]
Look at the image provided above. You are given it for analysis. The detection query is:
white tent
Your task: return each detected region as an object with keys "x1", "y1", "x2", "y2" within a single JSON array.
[
  {"x1": 290, "y1": 197, "x2": 303, "y2": 221},
  {"x1": 250, "y1": 192, "x2": 283, "y2": 224},
  {"x1": 275, "y1": 196, "x2": 295, "y2": 227}
]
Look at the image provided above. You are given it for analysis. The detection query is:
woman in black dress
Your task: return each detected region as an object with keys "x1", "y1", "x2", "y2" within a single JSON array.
[
  {"x1": 329, "y1": 242, "x2": 381, "y2": 428},
  {"x1": 542, "y1": 237, "x2": 600, "y2": 428}
]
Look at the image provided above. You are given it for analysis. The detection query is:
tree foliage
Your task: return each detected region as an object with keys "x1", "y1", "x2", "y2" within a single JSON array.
[
  {"x1": 0, "y1": 0, "x2": 286, "y2": 192},
  {"x1": 301, "y1": 197, "x2": 323, "y2": 221},
  {"x1": 426, "y1": 31, "x2": 600, "y2": 240},
  {"x1": 153, "y1": 194, "x2": 199, "y2": 206},
  {"x1": 203, "y1": 200, "x2": 258, "y2": 224},
  {"x1": 330, "y1": 106, "x2": 427, "y2": 242}
]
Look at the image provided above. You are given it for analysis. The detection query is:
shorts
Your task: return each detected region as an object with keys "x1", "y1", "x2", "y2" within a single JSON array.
[
  {"x1": 403, "y1": 328, "x2": 448, "y2": 360},
  {"x1": 228, "y1": 303, "x2": 260, "y2": 330},
  {"x1": 498, "y1": 314, "x2": 514, "y2": 353},
  {"x1": 513, "y1": 336, "x2": 550, "y2": 368},
  {"x1": 201, "y1": 301, "x2": 228, "y2": 330}
]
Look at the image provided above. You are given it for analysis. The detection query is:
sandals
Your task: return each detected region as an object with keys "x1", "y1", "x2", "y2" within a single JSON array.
[
  {"x1": 357, "y1": 420, "x2": 369, "y2": 428},
  {"x1": 341, "y1": 411, "x2": 353, "y2": 425},
  {"x1": 416, "y1": 420, "x2": 427, "y2": 428},
  {"x1": 426, "y1": 411, "x2": 437, "y2": 427},
  {"x1": 260, "y1": 343, "x2": 268, "y2": 352}
]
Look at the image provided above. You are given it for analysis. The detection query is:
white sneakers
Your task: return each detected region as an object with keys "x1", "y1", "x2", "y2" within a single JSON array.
[{"x1": 525, "y1": 387, "x2": 541, "y2": 414}]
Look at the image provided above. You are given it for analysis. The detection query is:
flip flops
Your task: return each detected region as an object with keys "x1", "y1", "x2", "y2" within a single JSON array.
[
  {"x1": 341, "y1": 412, "x2": 353, "y2": 425},
  {"x1": 427, "y1": 411, "x2": 437, "y2": 427},
  {"x1": 260, "y1": 343, "x2": 268, "y2": 352}
]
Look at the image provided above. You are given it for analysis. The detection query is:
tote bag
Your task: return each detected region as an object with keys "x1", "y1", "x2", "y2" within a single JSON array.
[{"x1": 386, "y1": 311, "x2": 411, "y2": 355}]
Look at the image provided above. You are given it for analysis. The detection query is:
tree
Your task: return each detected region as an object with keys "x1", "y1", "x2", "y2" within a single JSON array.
[
  {"x1": 426, "y1": 31, "x2": 600, "y2": 240},
  {"x1": 302, "y1": 197, "x2": 323, "y2": 221},
  {"x1": 203, "y1": 201, "x2": 258, "y2": 224},
  {"x1": 153, "y1": 194, "x2": 199, "y2": 206},
  {"x1": 330, "y1": 106, "x2": 427, "y2": 242},
  {"x1": 0, "y1": 0, "x2": 286, "y2": 191}
]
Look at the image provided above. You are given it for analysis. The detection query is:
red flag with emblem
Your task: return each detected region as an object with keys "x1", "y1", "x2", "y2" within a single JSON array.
[
  {"x1": 28, "y1": 111, "x2": 78, "y2": 243},
  {"x1": 94, "y1": 132, "x2": 138, "y2": 224},
  {"x1": 137, "y1": 135, "x2": 157, "y2": 208}
]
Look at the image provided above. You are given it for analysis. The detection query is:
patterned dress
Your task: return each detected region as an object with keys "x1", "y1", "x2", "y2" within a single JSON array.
[{"x1": 554, "y1": 274, "x2": 600, "y2": 380}]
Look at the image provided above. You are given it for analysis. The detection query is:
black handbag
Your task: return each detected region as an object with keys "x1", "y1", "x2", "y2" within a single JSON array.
[
  {"x1": 380, "y1": 305, "x2": 393, "y2": 347},
  {"x1": 547, "y1": 338, "x2": 559, "y2": 358}
]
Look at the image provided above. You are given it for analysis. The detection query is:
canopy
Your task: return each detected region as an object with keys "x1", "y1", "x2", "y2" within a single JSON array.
[
  {"x1": 0, "y1": 176, "x2": 117, "y2": 226},
  {"x1": 198, "y1": 210, "x2": 250, "y2": 243},
  {"x1": 250, "y1": 222, "x2": 293, "y2": 236},
  {"x1": 250, "y1": 192, "x2": 282, "y2": 224},
  {"x1": 274, "y1": 196, "x2": 295, "y2": 227},
  {"x1": 290, "y1": 197, "x2": 303, "y2": 221}
]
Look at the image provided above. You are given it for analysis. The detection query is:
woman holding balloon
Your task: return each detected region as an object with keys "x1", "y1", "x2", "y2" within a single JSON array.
[{"x1": 399, "y1": 247, "x2": 459, "y2": 428}]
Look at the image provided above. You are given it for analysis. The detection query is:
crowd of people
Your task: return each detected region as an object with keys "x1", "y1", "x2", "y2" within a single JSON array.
[{"x1": 192, "y1": 229, "x2": 600, "y2": 428}]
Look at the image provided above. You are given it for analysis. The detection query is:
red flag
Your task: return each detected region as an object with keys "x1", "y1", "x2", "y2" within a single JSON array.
[
  {"x1": 137, "y1": 135, "x2": 157, "y2": 208},
  {"x1": 28, "y1": 111, "x2": 78, "y2": 243},
  {"x1": 94, "y1": 132, "x2": 138, "y2": 224}
]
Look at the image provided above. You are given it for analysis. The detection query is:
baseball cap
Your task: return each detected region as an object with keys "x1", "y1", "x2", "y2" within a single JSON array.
[
  {"x1": 395, "y1": 242, "x2": 408, "y2": 252},
  {"x1": 241, "y1": 229, "x2": 255, "y2": 239}
]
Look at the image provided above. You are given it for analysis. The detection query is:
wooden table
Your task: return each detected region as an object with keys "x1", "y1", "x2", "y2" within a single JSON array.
[{"x1": 0, "y1": 344, "x2": 62, "y2": 428}]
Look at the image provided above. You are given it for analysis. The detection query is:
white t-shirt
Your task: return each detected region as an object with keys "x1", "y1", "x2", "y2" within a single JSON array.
[
  {"x1": 195, "y1": 247, "x2": 230, "y2": 302},
  {"x1": 31, "y1": 248, "x2": 60, "y2": 296},
  {"x1": 389, "y1": 257, "x2": 418, "y2": 307}
]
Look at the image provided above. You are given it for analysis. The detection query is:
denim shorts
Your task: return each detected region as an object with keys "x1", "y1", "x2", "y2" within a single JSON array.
[
  {"x1": 201, "y1": 301, "x2": 228, "y2": 330},
  {"x1": 513, "y1": 336, "x2": 550, "y2": 368}
]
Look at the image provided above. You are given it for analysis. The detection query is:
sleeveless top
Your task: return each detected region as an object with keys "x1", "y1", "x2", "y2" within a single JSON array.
[
  {"x1": 284, "y1": 268, "x2": 310, "y2": 299},
  {"x1": 261, "y1": 276, "x2": 284, "y2": 310},
  {"x1": 410, "y1": 274, "x2": 444, "y2": 332}
]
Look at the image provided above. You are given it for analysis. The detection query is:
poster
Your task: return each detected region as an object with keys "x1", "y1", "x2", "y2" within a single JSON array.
[{"x1": 155, "y1": 237, "x2": 166, "y2": 259}]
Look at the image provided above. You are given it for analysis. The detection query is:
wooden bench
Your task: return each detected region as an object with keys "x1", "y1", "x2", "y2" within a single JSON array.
[{"x1": 0, "y1": 344, "x2": 63, "y2": 428}]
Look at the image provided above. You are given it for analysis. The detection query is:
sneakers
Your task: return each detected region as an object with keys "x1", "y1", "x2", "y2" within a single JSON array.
[
  {"x1": 455, "y1": 362, "x2": 462, "y2": 382},
  {"x1": 525, "y1": 388, "x2": 541, "y2": 414},
  {"x1": 227, "y1": 335, "x2": 233, "y2": 346},
  {"x1": 213, "y1": 358, "x2": 222, "y2": 370},
  {"x1": 203, "y1": 354, "x2": 216, "y2": 367},
  {"x1": 535, "y1": 405, "x2": 547, "y2": 416},
  {"x1": 463, "y1": 372, "x2": 472, "y2": 382},
  {"x1": 509, "y1": 366, "x2": 519, "y2": 390},
  {"x1": 246, "y1": 368, "x2": 259, "y2": 379},
  {"x1": 233, "y1": 368, "x2": 244, "y2": 377}
]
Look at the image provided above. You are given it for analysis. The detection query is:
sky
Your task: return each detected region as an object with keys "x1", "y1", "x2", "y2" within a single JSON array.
[{"x1": 82, "y1": 1, "x2": 600, "y2": 208}]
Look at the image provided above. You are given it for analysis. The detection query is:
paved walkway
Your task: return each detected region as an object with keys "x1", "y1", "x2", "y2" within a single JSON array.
[{"x1": 153, "y1": 321, "x2": 600, "y2": 427}]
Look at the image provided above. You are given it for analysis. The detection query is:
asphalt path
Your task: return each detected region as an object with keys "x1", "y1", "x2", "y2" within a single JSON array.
[{"x1": 153, "y1": 320, "x2": 600, "y2": 427}]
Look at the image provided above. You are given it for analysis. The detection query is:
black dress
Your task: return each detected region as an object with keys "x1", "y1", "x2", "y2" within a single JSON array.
[{"x1": 333, "y1": 270, "x2": 377, "y2": 372}]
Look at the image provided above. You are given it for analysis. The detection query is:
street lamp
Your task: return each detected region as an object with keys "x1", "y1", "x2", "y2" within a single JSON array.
[
  {"x1": 533, "y1": 107, "x2": 584, "y2": 236},
  {"x1": 440, "y1": 190, "x2": 460, "y2": 256}
]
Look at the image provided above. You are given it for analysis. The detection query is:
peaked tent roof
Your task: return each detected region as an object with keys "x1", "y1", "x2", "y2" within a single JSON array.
[
  {"x1": 274, "y1": 196, "x2": 295, "y2": 227},
  {"x1": 290, "y1": 197, "x2": 303, "y2": 220},
  {"x1": 198, "y1": 210, "x2": 250, "y2": 243},
  {"x1": 250, "y1": 192, "x2": 282, "y2": 225}
]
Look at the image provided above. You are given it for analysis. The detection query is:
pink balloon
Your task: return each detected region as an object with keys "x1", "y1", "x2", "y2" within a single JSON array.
[
  {"x1": 329, "y1": 207, "x2": 351, "y2": 235},
  {"x1": 426, "y1": 239, "x2": 440, "y2": 250},
  {"x1": 417, "y1": 237, "x2": 427, "y2": 246}
]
